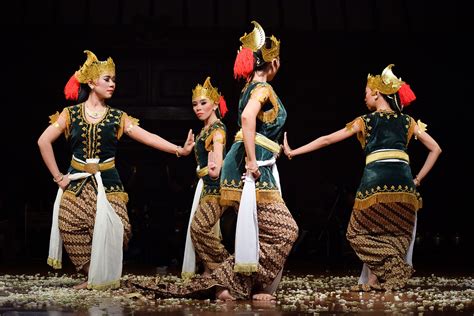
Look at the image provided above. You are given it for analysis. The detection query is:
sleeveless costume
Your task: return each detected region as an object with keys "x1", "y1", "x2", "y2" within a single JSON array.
[
  {"x1": 346, "y1": 110, "x2": 422, "y2": 290},
  {"x1": 132, "y1": 82, "x2": 298, "y2": 299},
  {"x1": 48, "y1": 103, "x2": 135, "y2": 286},
  {"x1": 131, "y1": 21, "x2": 298, "y2": 299},
  {"x1": 186, "y1": 120, "x2": 229, "y2": 275}
]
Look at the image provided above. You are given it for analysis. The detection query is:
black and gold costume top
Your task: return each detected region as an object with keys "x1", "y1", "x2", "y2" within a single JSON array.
[
  {"x1": 220, "y1": 81, "x2": 286, "y2": 205},
  {"x1": 347, "y1": 110, "x2": 422, "y2": 211},
  {"x1": 49, "y1": 103, "x2": 138, "y2": 201},
  {"x1": 194, "y1": 120, "x2": 226, "y2": 198}
]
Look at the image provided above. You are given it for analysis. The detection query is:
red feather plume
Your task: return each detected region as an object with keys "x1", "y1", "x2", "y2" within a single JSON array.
[
  {"x1": 233, "y1": 47, "x2": 254, "y2": 80},
  {"x1": 398, "y1": 83, "x2": 416, "y2": 107},
  {"x1": 218, "y1": 95, "x2": 228, "y2": 118},
  {"x1": 64, "y1": 74, "x2": 80, "y2": 100}
]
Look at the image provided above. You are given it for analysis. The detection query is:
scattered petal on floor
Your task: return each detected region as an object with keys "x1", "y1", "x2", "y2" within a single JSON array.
[{"x1": 0, "y1": 272, "x2": 472, "y2": 314}]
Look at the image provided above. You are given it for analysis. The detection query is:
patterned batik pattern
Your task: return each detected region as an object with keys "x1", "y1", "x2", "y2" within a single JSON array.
[
  {"x1": 190, "y1": 197, "x2": 229, "y2": 271},
  {"x1": 58, "y1": 182, "x2": 132, "y2": 271},
  {"x1": 346, "y1": 201, "x2": 416, "y2": 290},
  {"x1": 133, "y1": 202, "x2": 298, "y2": 299},
  {"x1": 190, "y1": 120, "x2": 228, "y2": 272}
]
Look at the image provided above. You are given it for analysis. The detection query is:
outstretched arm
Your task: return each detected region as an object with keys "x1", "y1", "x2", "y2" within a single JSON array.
[
  {"x1": 412, "y1": 125, "x2": 442, "y2": 186},
  {"x1": 283, "y1": 124, "x2": 359, "y2": 159},
  {"x1": 37, "y1": 111, "x2": 70, "y2": 190},
  {"x1": 125, "y1": 117, "x2": 195, "y2": 156}
]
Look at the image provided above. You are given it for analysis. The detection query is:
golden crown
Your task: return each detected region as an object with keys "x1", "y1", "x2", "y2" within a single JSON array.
[
  {"x1": 239, "y1": 21, "x2": 280, "y2": 62},
  {"x1": 75, "y1": 50, "x2": 115, "y2": 83},
  {"x1": 367, "y1": 64, "x2": 404, "y2": 95},
  {"x1": 192, "y1": 77, "x2": 221, "y2": 104}
]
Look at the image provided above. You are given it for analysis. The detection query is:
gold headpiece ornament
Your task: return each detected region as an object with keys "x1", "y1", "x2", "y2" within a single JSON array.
[
  {"x1": 75, "y1": 50, "x2": 115, "y2": 83},
  {"x1": 239, "y1": 21, "x2": 280, "y2": 62},
  {"x1": 240, "y1": 21, "x2": 266, "y2": 52},
  {"x1": 261, "y1": 35, "x2": 280, "y2": 62},
  {"x1": 367, "y1": 64, "x2": 404, "y2": 95},
  {"x1": 192, "y1": 77, "x2": 221, "y2": 104}
]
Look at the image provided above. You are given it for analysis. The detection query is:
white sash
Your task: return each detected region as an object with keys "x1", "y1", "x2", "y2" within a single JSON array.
[
  {"x1": 47, "y1": 188, "x2": 64, "y2": 269},
  {"x1": 358, "y1": 214, "x2": 417, "y2": 284},
  {"x1": 234, "y1": 155, "x2": 280, "y2": 273},
  {"x1": 47, "y1": 157, "x2": 123, "y2": 290},
  {"x1": 181, "y1": 176, "x2": 204, "y2": 279}
]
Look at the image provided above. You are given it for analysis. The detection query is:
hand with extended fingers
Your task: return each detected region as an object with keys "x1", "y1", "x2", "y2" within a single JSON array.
[
  {"x1": 283, "y1": 132, "x2": 293, "y2": 160},
  {"x1": 180, "y1": 129, "x2": 196, "y2": 156}
]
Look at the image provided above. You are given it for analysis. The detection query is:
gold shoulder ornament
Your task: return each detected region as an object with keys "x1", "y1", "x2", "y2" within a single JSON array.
[
  {"x1": 49, "y1": 111, "x2": 60, "y2": 127},
  {"x1": 415, "y1": 119, "x2": 427, "y2": 140}
]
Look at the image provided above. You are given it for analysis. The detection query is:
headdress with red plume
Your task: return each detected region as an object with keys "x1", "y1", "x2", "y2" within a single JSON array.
[
  {"x1": 64, "y1": 50, "x2": 115, "y2": 100},
  {"x1": 367, "y1": 64, "x2": 416, "y2": 109},
  {"x1": 233, "y1": 21, "x2": 280, "y2": 80},
  {"x1": 192, "y1": 77, "x2": 228, "y2": 118}
]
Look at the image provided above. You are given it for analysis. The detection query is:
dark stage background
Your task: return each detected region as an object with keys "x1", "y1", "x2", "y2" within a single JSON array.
[{"x1": 1, "y1": 0, "x2": 472, "y2": 273}]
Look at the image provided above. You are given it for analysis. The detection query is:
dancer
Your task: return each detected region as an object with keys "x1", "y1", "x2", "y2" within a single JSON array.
[
  {"x1": 38, "y1": 50, "x2": 195, "y2": 290},
  {"x1": 131, "y1": 21, "x2": 298, "y2": 301},
  {"x1": 283, "y1": 64, "x2": 441, "y2": 290},
  {"x1": 181, "y1": 77, "x2": 229, "y2": 279}
]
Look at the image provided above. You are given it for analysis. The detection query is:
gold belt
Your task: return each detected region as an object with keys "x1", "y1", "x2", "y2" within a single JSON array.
[
  {"x1": 234, "y1": 130, "x2": 280, "y2": 154},
  {"x1": 70, "y1": 159, "x2": 116, "y2": 174},
  {"x1": 196, "y1": 166, "x2": 209, "y2": 178},
  {"x1": 366, "y1": 150, "x2": 409, "y2": 165}
]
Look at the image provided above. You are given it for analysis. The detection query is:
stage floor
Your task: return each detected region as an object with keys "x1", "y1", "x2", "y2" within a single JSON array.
[{"x1": 0, "y1": 262, "x2": 472, "y2": 315}]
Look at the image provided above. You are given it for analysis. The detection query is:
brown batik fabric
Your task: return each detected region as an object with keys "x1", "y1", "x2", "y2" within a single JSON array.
[
  {"x1": 346, "y1": 202, "x2": 416, "y2": 290},
  {"x1": 58, "y1": 181, "x2": 132, "y2": 271},
  {"x1": 191, "y1": 197, "x2": 229, "y2": 271},
  {"x1": 132, "y1": 201, "x2": 299, "y2": 299}
]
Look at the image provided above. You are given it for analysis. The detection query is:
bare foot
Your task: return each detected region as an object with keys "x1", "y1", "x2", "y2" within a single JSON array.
[
  {"x1": 73, "y1": 281, "x2": 88, "y2": 290},
  {"x1": 252, "y1": 293, "x2": 276, "y2": 301},
  {"x1": 202, "y1": 267, "x2": 211, "y2": 277},
  {"x1": 368, "y1": 270, "x2": 380, "y2": 288},
  {"x1": 216, "y1": 288, "x2": 236, "y2": 301}
]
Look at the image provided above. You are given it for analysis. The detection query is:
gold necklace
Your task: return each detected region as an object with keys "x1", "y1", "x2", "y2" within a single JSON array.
[{"x1": 84, "y1": 104, "x2": 106, "y2": 119}]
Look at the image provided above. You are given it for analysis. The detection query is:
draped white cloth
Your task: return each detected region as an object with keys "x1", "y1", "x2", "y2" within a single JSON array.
[
  {"x1": 358, "y1": 214, "x2": 417, "y2": 284},
  {"x1": 47, "y1": 188, "x2": 64, "y2": 269},
  {"x1": 263, "y1": 268, "x2": 283, "y2": 294},
  {"x1": 181, "y1": 176, "x2": 204, "y2": 278},
  {"x1": 234, "y1": 155, "x2": 280, "y2": 272},
  {"x1": 47, "y1": 157, "x2": 123, "y2": 289}
]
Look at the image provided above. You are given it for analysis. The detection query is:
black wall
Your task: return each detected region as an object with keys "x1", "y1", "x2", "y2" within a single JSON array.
[{"x1": 1, "y1": 0, "x2": 472, "y2": 271}]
